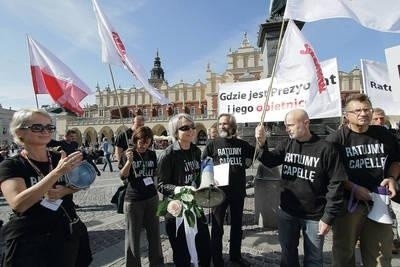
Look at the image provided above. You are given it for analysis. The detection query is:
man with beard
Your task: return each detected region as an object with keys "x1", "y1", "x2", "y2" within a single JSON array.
[{"x1": 201, "y1": 113, "x2": 254, "y2": 266}]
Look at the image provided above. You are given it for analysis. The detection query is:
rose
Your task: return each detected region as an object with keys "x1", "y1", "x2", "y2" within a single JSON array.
[
  {"x1": 181, "y1": 193, "x2": 194, "y2": 202},
  {"x1": 167, "y1": 200, "x2": 183, "y2": 217}
]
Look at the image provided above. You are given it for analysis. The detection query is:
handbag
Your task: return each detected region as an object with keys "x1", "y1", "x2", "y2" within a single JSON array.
[{"x1": 111, "y1": 184, "x2": 127, "y2": 214}]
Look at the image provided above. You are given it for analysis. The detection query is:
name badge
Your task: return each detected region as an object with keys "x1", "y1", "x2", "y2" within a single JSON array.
[
  {"x1": 40, "y1": 198, "x2": 63, "y2": 211},
  {"x1": 143, "y1": 177, "x2": 154, "y2": 186}
]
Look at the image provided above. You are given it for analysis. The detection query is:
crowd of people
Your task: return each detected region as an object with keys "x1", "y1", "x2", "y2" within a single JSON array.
[{"x1": 1, "y1": 93, "x2": 400, "y2": 266}]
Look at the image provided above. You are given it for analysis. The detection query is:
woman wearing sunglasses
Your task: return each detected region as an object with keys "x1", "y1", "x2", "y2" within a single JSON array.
[
  {"x1": 120, "y1": 126, "x2": 164, "y2": 267},
  {"x1": 0, "y1": 108, "x2": 92, "y2": 267},
  {"x1": 157, "y1": 113, "x2": 211, "y2": 267}
]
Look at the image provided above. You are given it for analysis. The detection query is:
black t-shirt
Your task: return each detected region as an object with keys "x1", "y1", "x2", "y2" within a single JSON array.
[
  {"x1": 115, "y1": 129, "x2": 134, "y2": 151},
  {"x1": 259, "y1": 134, "x2": 347, "y2": 223},
  {"x1": 157, "y1": 142, "x2": 201, "y2": 197},
  {"x1": 326, "y1": 125, "x2": 400, "y2": 191},
  {"x1": 0, "y1": 152, "x2": 74, "y2": 240},
  {"x1": 124, "y1": 149, "x2": 158, "y2": 201},
  {"x1": 47, "y1": 139, "x2": 78, "y2": 155},
  {"x1": 201, "y1": 137, "x2": 254, "y2": 197}
]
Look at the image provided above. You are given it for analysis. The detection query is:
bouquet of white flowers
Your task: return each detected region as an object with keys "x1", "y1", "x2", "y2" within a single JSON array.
[{"x1": 157, "y1": 187, "x2": 204, "y2": 227}]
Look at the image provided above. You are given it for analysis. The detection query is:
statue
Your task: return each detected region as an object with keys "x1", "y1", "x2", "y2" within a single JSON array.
[{"x1": 269, "y1": 0, "x2": 286, "y2": 21}]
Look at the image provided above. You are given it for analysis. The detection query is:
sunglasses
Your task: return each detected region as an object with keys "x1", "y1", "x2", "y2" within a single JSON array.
[
  {"x1": 178, "y1": 125, "x2": 196, "y2": 131},
  {"x1": 21, "y1": 124, "x2": 56, "y2": 133}
]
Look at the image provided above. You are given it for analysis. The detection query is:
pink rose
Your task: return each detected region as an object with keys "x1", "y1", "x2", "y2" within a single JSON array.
[{"x1": 167, "y1": 200, "x2": 183, "y2": 217}]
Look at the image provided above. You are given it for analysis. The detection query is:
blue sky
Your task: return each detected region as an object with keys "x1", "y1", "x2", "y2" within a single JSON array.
[{"x1": 0, "y1": 0, "x2": 398, "y2": 110}]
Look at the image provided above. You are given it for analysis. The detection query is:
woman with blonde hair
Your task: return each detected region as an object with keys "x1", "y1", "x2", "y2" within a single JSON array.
[{"x1": 0, "y1": 108, "x2": 92, "y2": 267}]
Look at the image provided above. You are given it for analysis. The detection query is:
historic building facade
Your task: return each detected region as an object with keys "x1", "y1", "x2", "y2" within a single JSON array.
[
  {"x1": 0, "y1": 105, "x2": 16, "y2": 147},
  {"x1": 56, "y1": 33, "x2": 362, "y2": 147}
]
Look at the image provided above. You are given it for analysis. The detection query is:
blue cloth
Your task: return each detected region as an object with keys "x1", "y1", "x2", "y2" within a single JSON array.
[
  {"x1": 102, "y1": 142, "x2": 110, "y2": 155},
  {"x1": 278, "y1": 208, "x2": 324, "y2": 267}
]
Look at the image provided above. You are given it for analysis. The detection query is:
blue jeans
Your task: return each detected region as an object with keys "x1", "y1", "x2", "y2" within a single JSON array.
[
  {"x1": 278, "y1": 208, "x2": 324, "y2": 267},
  {"x1": 102, "y1": 153, "x2": 113, "y2": 171}
]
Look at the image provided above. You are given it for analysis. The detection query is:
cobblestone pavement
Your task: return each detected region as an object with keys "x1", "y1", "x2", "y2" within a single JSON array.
[{"x1": 2, "y1": 161, "x2": 400, "y2": 266}]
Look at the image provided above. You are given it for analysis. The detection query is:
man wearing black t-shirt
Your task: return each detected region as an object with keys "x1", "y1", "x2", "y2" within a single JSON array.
[
  {"x1": 114, "y1": 115, "x2": 144, "y2": 169},
  {"x1": 202, "y1": 113, "x2": 254, "y2": 267},
  {"x1": 326, "y1": 94, "x2": 400, "y2": 266},
  {"x1": 256, "y1": 109, "x2": 346, "y2": 267},
  {"x1": 371, "y1": 107, "x2": 400, "y2": 254},
  {"x1": 47, "y1": 129, "x2": 79, "y2": 155}
]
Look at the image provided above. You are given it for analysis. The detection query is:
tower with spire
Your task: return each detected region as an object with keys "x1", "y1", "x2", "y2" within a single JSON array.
[{"x1": 148, "y1": 50, "x2": 165, "y2": 89}]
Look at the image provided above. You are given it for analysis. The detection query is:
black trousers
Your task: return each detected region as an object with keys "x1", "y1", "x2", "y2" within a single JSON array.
[
  {"x1": 211, "y1": 194, "x2": 245, "y2": 265},
  {"x1": 165, "y1": 217, "x2": 211, "y2": 267}
]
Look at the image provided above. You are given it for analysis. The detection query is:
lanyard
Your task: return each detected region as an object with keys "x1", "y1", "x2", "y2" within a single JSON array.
[{"x1": 20, "y1": 150, "x2": 53, "y2": 179}]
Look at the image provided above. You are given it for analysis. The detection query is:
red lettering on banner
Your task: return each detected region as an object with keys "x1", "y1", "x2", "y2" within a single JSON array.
[{"x1": 300, "y1": 44, "x2": 326, "y2": 94}]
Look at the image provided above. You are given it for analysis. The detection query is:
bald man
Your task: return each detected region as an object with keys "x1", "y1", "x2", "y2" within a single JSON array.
[{"x1": 256, "y1": 109, "x2": 347, "y2": 267}]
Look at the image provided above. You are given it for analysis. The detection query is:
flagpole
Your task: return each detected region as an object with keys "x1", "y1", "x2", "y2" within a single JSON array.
[
  {"x1": 34, "y1": 93, "x2": 39, "y2": 109},
  {"x1": 108, "y1": 64, "x2": 138, "y2": 177},
  {"x1": 252, "y1": 18, "x2": 287, "y2": 165}
]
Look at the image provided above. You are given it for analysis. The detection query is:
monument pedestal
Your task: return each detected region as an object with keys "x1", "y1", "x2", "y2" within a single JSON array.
[{"x1": 254, "y1": 164, "x2": 281, "y2": 229}]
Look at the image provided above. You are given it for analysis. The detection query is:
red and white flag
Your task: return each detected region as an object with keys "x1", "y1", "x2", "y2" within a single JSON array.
[
  {"x1": 27, "y1": 36, "x2": 92, "y2": 115},
  {"x1": 92, "y1": 0, "x2": 171, "y2": 105},
  {"x1": 273, "y1": 20, "x2": 327, "y2": 104},
  {"x1": 284, "y1": 0, "x2": 400, "y2": 33}
]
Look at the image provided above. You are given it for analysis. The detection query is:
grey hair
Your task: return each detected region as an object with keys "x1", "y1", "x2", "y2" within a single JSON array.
[
  {"x1": 168, "y1": 113, "x2": 195, "y2": 141},
  {"x1": 217, "y1": 113, "x2": 237, "y2": 136},
  {"x1": 10, "y1": 108, "x2": 52, "y2": 146}
]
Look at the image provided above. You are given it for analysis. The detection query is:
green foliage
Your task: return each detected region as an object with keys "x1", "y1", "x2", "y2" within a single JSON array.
[{"x1": 157, "y1": 187, "x2": 204, "y2": 228}]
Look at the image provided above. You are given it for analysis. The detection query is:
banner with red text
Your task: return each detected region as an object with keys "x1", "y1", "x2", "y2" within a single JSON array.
[{"x1": 218, "y1": 58, "x2": 341, "y2": 122}]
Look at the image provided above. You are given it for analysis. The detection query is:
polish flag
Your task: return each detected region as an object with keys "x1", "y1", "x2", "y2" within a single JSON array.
[
  {"x1": 92, "y1": 0, "x2": 171, "y2": 105},
  {"x1": 27, "y1": 36, "x2": 92, "y2": 115}
]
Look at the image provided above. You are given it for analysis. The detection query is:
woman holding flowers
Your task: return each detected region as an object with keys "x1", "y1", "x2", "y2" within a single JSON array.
[
  {"x1": 120, "y1": 126, "x2": 163, "y2": 267},
  {"x1": 157, "y1": 113, "x2": 211, "y2": 267}
]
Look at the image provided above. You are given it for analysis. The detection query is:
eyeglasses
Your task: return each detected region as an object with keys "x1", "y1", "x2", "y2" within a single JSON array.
[
  {"x1": 346, "y1": 108, "x2": 373, "y2": 115},
  {"x1": 21, "y1": 124, "x2": 56, "y2": 133},
  {"x1": 178, "y1": 125, "x2": 196, "y2": 131}
]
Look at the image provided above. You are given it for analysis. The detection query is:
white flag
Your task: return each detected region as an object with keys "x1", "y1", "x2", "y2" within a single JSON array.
[
  {"x1": 385, "y1": 46, "x2": 400, "y2": 103},
  {"x1": 360, "y1": 59, "x2": 400, "y2": 115},
  {"x1": 92, "y1": 0, "x2": 171, "y2": 105},
  {"x1": 274, "y1": 20, "x2": 327, "y2": 105},
  {"x1": 284, "y1": 0, "x2": 400, "y2": 33}
]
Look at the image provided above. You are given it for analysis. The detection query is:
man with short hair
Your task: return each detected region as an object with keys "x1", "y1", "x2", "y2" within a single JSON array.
[
  {"x1": 115, "y1": 115, "x2": 145, "y2": 168},
  {"x1": 48, "y1": 129, "x2": 79, "y2": 155},
  {"x1": 255, "y1": 109, "x2": 346, "y2": 267},
  {"x1": 202, "y1": 113, "x2": 254, "y2": 267},
  {"x1": 372, "y1": 107, "x2": 387, "y2": 126},
  {"x1": 326, "y1": 94, "x2": 400, "y2": 266}
]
